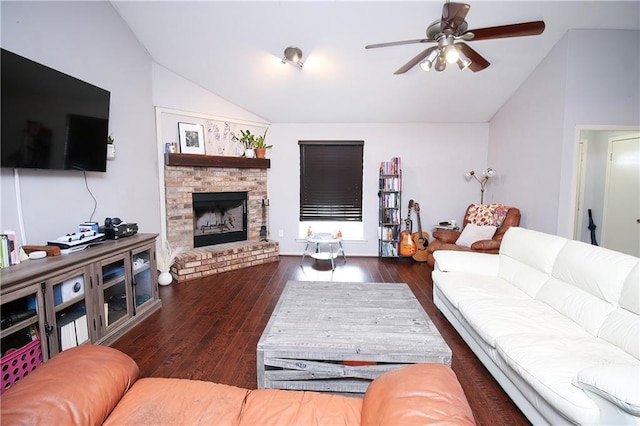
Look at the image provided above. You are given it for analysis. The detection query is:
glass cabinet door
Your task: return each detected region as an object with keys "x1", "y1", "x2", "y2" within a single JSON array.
[
  {"x1": 1, "y1": 285, "x2": 46, "y2": 361},
  {"x1": 132, "y1": 245, "x2": 155, "y2": 313},
  {"x1": 100, "y1": 255, "x2": 132, "y2": 334},
  {"x1": 48, "y1": 270, "x2": 92, "y2": 355}
]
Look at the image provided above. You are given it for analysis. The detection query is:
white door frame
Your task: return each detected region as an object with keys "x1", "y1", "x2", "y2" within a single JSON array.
[
  {"x1": 573, "y1": 138, "x2": 588, "y2": 241},
  {"x1": 600, "y1": 132, "x2": 640, "y2": 250}
]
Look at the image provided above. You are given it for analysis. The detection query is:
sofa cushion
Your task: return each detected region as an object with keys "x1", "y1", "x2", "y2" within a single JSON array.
[
  {"x1": 361, "y1": 364, "x2": 475, "y2": 425},
  {"x1": 499, "y1": 227, "x2": 567, "y2": 275},
  {"x1": 104, "y1": 378, "x2": 249, "y2": 425},
  {"x1": 535, "y1": 242, "x2": 638, "y2": 337},
  {"x1": 619, "y1": 263, "x2": 640, "y2": 314},
  {"x1": 455, "y1": 224, "x2": 497, "y2": 248},
  {"x1": 106, "y1": 377, "x2": 364, "y2": 426},
  {"x1": 498, "y1": 256, "x2": 552, "y2": 298},
  {"x1": 550, "y1": 241, "x2": 637, "y2": 304},
  {"x1": 433, "y1": 250, "x2": 499, "y2": 276},
  {"x1": 1, "y1": 345, "x2": 139, "y2": 425},
  {"x1": 241, "y1": 388, "x2": 362, "y2": 425},
  {"x1": 433, "y1": 271, "x2": 529, "y2": 310},
  {"x1": 573, "y1": 362, "x2": 640, "y2": 416},
  {"x1": 598, "y1": 264, "x2": 640, "y2": 358},
  {"x1": 458, "y1": 297, "x2": 591, "y2": 348},
  {"x1": 536, "y1": 277, "x2": 616, "y2": 337},
  {"x1": 496, "y1": 334, "x2": 638, "y2": 425}
]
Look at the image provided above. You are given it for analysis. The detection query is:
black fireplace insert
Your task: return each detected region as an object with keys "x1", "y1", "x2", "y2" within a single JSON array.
[{"x1": 192, "y1": 191, "x2": 247, "y2": 247}]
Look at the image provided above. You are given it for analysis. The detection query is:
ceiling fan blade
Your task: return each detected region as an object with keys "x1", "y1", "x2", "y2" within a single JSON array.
[
  {"x1": 394, "y1": 46, "x2": 437, "y2": 75},
  {"x1": 365, "y1": 38, "x2": 433, "y2": 49},
  {"x1": 441, "y1": 2, "x2": 470, "y2": 34},
  {"x1": 457, "y1": 43, "x2": 490, "y2": 72},
  {"x1": 466, "y1": 21, "x2": 545, "y2": 41}
]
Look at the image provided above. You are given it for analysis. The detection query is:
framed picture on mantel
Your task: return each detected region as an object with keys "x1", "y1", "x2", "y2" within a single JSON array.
[{"x1": 178, "y1": 122, "x2": 205, "y2": 155}]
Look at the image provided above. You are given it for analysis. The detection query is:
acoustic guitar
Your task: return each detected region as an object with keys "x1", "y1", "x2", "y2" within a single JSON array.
[
  {"x1": 399, "y1": 200, "x2": 417, "y2": 257},
  {"x1": 412, "y1": 202, "x2": 430, "y2": 262}
]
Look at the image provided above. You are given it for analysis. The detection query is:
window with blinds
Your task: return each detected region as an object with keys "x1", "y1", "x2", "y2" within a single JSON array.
[{"x1": 299, "y1": 140, "x2": 364, "y2": 222}]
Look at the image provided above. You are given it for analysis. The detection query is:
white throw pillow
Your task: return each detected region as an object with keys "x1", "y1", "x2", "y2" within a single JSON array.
[
  {"x1": 573, "y1": 363, "x2": 640, "y2": 415},
  {"x1": 455, "y1": 224, "x2": 497, "y2": 248}
]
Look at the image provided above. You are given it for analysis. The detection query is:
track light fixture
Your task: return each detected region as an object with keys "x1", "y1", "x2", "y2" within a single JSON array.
[
  {"x1": 282, "y1": 46, "x2": 304, "y2": 68},
  {"x1": 465, "y1": 168, "x2": 496, "y2": 204}
]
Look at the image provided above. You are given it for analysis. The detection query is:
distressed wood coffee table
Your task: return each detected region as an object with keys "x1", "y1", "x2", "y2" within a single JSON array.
[{"x1": 257, "y1": 281, "x2": 452, "y2": 393}]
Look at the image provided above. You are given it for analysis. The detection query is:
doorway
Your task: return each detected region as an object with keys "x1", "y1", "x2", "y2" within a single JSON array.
[
  {"x1": 601, "y1": 135, "x2": 640, "y2": 256},
  {"x1": 574, "y1": 129, "x2": 640, "y2": 256}
]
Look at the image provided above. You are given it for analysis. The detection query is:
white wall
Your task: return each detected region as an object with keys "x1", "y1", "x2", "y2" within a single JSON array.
[
  {"x1": 151, "y1": 64, "x2": 490, "y2": 256},
  {"x1": 1, "y1": 1, "x2": 160, "y2": 245},
  {"x1": 489, "y1": 29, "x2": 640, "y2": 236},
  {"x1": 152, "y1": 63, "x2": 267, "y2": 124},
  {"x1": 488, "y1": 35, "x2": 568, "y2": 232},
  {"x1": 268, "y1": 123, "x2": 489, "y2": 255},
  {"x1": 558, "y1": 30, "x2": 640, "y2": 236}
]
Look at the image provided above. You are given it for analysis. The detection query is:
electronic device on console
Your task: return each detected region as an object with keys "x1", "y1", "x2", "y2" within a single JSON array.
[
  {"x1": 47, "y1": 232, "x2": 106, "y2": 249},
  {"x1": 100, "y1": 217, "x2": 138, "y2": 240}
]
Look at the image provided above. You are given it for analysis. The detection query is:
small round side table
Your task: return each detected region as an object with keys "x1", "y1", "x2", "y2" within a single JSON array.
[{"x1": 300, "y1": 234, "x2": 347, "y2": 270}]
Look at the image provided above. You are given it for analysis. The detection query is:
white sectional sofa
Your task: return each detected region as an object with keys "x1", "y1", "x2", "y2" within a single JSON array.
[{"x1": 432, "y1": 227, "x2": 639, "y2": 425}]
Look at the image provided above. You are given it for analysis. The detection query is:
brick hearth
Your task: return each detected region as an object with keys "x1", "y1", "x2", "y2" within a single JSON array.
[
  {"x1": 170, "y1": 240, "x2": 278, "y2": 282},
  {"x1": 164, "y1": 154, "x2": 279, "y2": 281}
]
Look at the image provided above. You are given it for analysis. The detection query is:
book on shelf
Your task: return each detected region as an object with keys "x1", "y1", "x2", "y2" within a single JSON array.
[
  {"x1": 75, "y1": 315, "x2": 89, "y2": 344},
  {"x1": 58, "y1": 313, "x2": 88, "y2": 351},
  {"x1": 381, "y1": 241, "x2": 398, "y2": 257},
  {"x1": 380, "y1": 157, "x2": 401, "y2": 176}
]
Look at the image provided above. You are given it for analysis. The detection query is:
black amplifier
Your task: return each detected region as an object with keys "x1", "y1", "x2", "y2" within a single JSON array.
[{"x1": 99, "y1": 223, "x2": 138, "y2": 240}]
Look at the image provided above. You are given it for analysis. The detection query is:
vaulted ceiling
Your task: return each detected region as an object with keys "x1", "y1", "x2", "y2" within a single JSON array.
[{"x1": 112, "y1": 1, "x2": 640, "y2": 123}]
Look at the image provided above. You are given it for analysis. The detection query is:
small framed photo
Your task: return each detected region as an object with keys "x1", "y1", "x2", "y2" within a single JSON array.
[{"x1": 178, "y1": 122, "x2": 205, "y2": 154}]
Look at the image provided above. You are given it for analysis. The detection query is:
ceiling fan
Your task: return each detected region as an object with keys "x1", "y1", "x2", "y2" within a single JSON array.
[{"x1": 365, "y1": 1, "x2": 545, "y2": 74}]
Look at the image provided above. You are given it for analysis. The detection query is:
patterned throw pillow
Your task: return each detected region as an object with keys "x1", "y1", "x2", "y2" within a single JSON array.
[{"x1": 467, "y1": 204, "x2": 509, "y2": 227}]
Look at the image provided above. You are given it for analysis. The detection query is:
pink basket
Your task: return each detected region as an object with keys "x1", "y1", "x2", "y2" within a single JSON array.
[{"x1": 1, "y1": 339, "x2": 43, "y2": 394}]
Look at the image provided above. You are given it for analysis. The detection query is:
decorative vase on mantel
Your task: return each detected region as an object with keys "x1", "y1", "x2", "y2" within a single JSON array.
[{"x1": 244, "y1": 148, "x2": 255, "y2": 158}]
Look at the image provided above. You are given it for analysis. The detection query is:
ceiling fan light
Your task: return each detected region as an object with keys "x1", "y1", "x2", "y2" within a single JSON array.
[
  {"x1": 444, "y1": 44, "x2": 459, "y2": 64},
  {"x1": 434, "y1": 56, "x2": 447, "y2": 72},
  {"x1": 457, "y1": 57, "x2": 472, "y2": 70},
  {"x1": 419, "y1": 59, "x2": 433, "y2": 71},
  {"x1": 420, "y1": 49, "x2": 440, "y2": 72}
]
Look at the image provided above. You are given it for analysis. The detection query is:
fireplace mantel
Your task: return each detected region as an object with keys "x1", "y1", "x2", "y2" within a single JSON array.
[{"x1": 165, "y1": 153, "x2": 270, "y2": 169}]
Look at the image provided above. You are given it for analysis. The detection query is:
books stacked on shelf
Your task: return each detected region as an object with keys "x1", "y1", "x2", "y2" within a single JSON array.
[
  {"x1": 381, "y1": 241, "x2": 398, "y2": 257},
  {"x1": 382, "y1": 208, "x2": 400, "y2": 224},
  {"x1": 57, "y1": 309, "x2": 89, "y2": 351},
  {"x1": 0, "y1": 231, "x2": 19, "y2": 268},
  {"x1": 382, "y1": 192, "x2": 399, "y2": 207},
  {"x1": 380, "y1": 225, "x2": 398, "y2": 241},
  {"x1": 380, "y1": 157, "x2": 401, "y2": 175},
  {"x1": 381, "y1": 177, "x2": 400, "y2": 192}
]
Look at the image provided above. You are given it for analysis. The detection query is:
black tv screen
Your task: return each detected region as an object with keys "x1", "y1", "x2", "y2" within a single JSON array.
[{"x1": 1, "y1": 48, "x2": 110, "y2": 172}]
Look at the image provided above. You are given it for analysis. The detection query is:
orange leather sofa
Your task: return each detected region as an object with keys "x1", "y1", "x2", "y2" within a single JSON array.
[
  {"x1": 426, "y1": 204, "x2": 521, "y2": 267},
  {"x1": 1, "y1": 345, "x2": 476, "y2": 425}
]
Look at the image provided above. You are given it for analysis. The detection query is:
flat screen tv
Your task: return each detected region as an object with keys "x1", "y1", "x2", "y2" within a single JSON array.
[{"x1": 1, "y1": 48, "x2": 110, "y2": 172}]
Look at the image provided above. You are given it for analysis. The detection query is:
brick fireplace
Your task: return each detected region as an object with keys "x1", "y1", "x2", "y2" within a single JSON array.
[{"x1": 164, "y1": 153, "x2": 279, "y2": 282}]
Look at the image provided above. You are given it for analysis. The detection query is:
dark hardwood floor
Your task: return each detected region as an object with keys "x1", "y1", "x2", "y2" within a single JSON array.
[{"x1": 111, "y1": 255, "x2": 530, "y2": 426}]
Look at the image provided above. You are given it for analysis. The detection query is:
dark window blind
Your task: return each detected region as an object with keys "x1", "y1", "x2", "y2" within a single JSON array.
[{"x1": 299, "y1": 141, "x2": 364, "y2": 221}]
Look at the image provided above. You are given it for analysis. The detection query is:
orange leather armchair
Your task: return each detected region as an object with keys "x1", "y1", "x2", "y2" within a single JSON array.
[{"x1": 426, "y1": 204, "x2": 521, "y2": 267}]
